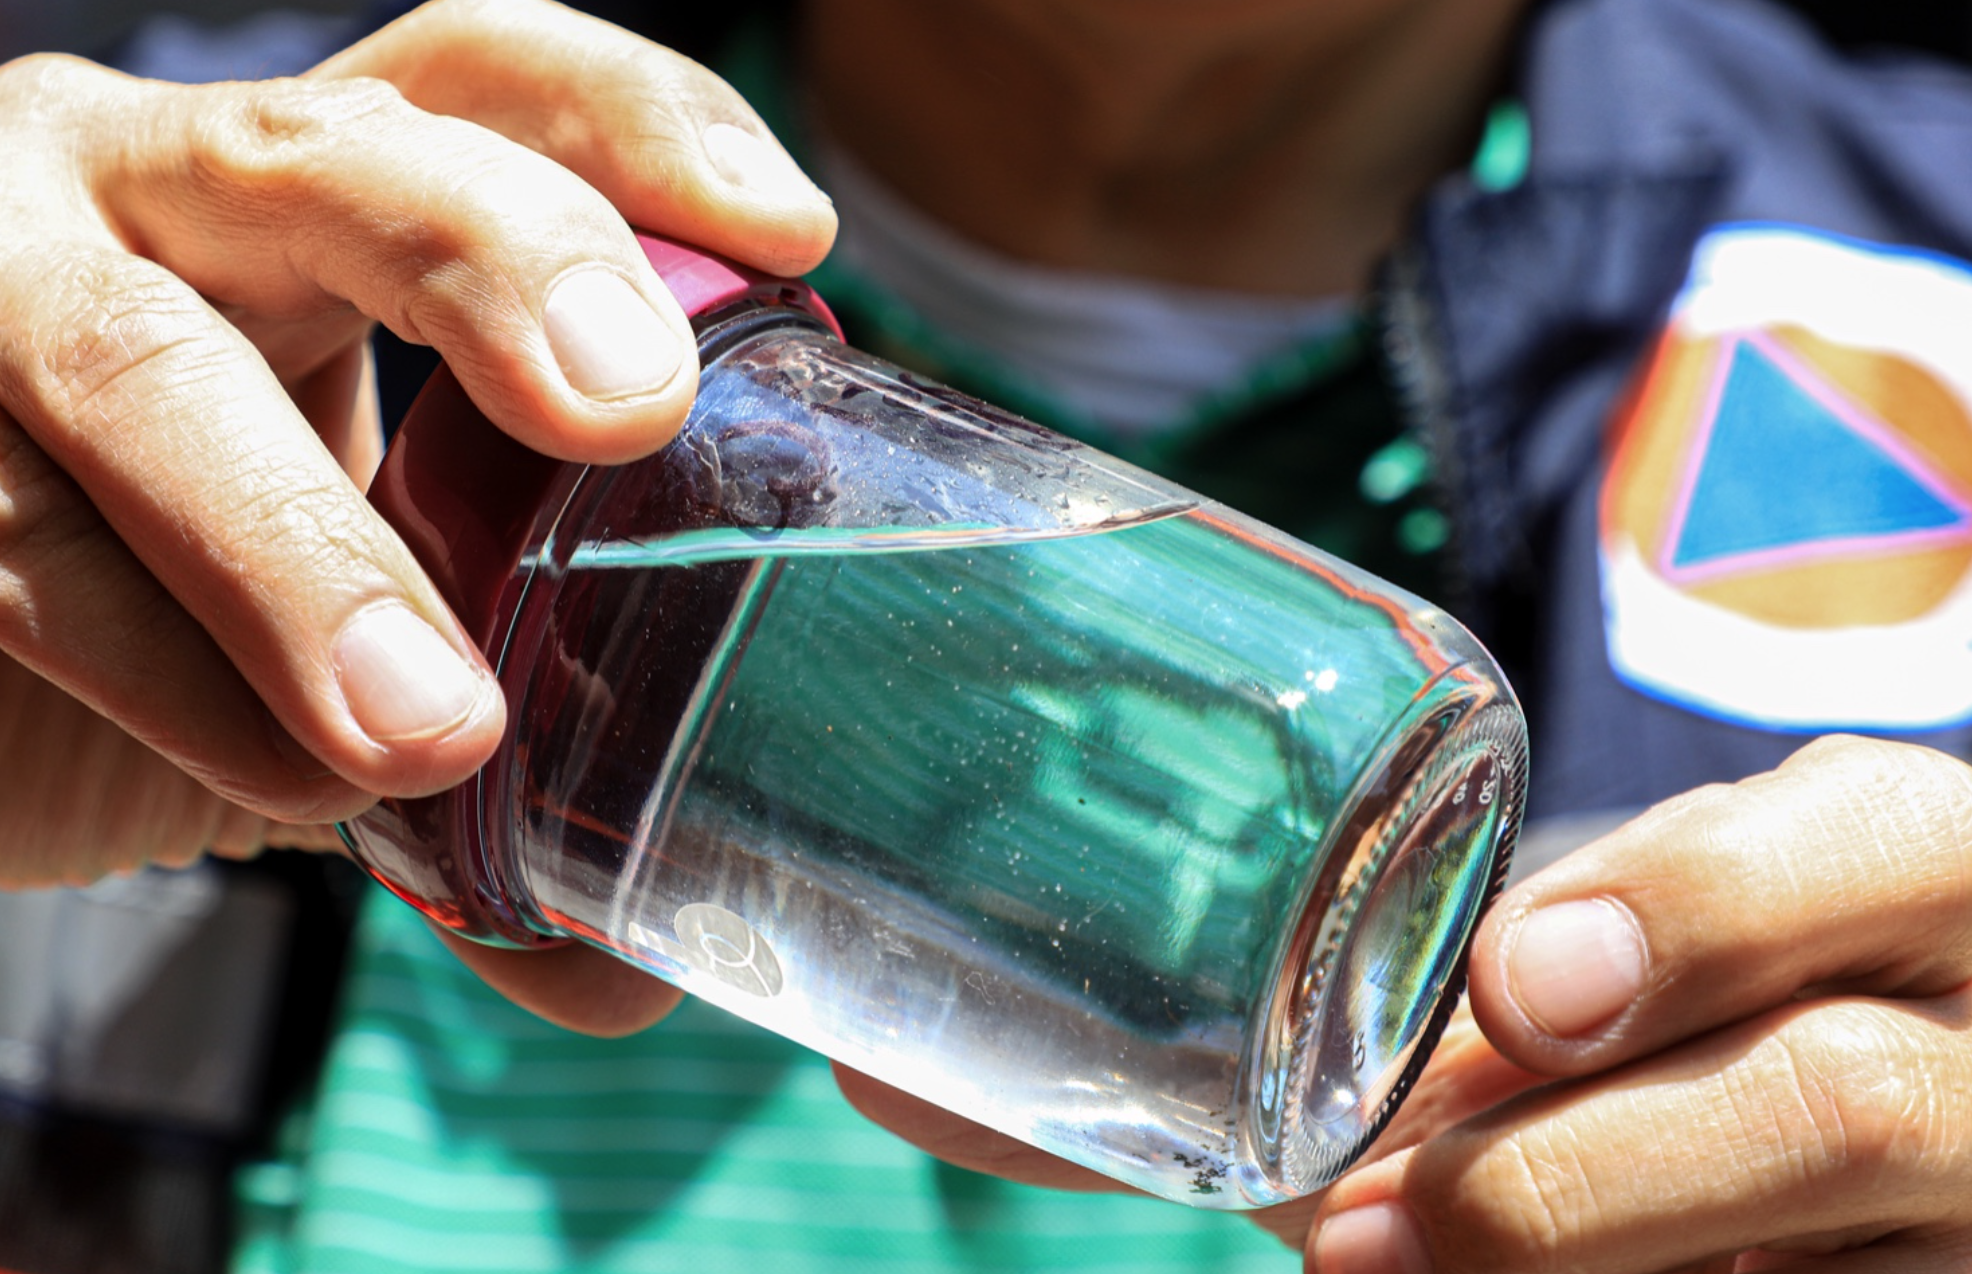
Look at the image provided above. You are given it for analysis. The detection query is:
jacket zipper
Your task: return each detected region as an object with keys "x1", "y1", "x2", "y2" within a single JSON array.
[{"x1": 1373, "y1": 241, "x2": 1478, "y2": 623}]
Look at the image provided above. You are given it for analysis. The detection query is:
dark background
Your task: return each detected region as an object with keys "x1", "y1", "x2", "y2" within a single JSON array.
[{"x1": 1, "y1": 0, "x2": 1970, "y2": 65}]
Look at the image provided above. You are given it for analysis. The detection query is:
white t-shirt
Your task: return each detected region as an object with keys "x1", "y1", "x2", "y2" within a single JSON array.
[{"x1": 812, "y1": 137, "x2": 1356, "y2": 443}]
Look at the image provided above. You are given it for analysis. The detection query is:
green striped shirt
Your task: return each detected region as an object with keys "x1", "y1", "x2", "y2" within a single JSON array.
[{"x1": 233, "y1": 888, "x2": 1294, "y2": 1272}]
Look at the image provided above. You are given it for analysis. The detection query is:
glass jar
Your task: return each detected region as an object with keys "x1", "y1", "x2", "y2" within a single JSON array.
[{"x1": 344, "y1": 235, "x2": 1525, "y2": 1208}]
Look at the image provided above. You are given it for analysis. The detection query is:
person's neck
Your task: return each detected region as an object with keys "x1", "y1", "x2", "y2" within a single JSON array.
[{"x1": 801, "y1": 0, "x2": 1527, "y2": 298}]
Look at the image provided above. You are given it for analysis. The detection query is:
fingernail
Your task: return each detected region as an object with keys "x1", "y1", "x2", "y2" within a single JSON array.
[
  {"x1": 1314, "y1": 1202, "x2": 1433, "y2": 1274},
  {"x1": 543, "y1": 268, "x2": 684, "y2": 401},
  {"x1": 1508, "y1": 898, "x2": 1646, "y2": 1038},
  {"x1": 333, "y1": 602, "x2": 492, "y2": 743},
  {"x1": 702, "y1": 121, "x2": 831, "y2": 207}
]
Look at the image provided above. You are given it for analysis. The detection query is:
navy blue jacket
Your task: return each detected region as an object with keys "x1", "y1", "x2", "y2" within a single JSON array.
[{"x1": 1402, "y1": 0, "x2": 1972, "y2": 822}]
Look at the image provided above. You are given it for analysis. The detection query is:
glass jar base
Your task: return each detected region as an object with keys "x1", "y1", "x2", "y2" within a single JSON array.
[{"x1": 1250, "y1": 696, "x2": 1525, "y2": 1200}]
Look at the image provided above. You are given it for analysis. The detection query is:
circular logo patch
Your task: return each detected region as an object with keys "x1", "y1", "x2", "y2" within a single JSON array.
[{"x1": 1600, "y1": 224, "x2": 1972, "y2": 730}]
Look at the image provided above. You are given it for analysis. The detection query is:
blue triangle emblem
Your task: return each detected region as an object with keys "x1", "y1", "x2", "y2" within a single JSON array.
[{"x1": 1670, "y1": 338, "x2": 1970, "y2": 571}]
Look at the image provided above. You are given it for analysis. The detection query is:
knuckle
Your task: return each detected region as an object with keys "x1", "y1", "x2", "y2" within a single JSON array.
[
  {"x1": 0, "y1": 52, "x2": 101, "y2": 112},
  {"x1": 19, "y1": 254, "x2": 218, "y2": 427},
  {"x1": 1426, "y1": 1130, "x2": 1604, "y2": 1273},
  {"x1": 1780, "y1": 733, "x2": 1968, "y2": 818},
  {"x1": 0, "y1": 56, "x2": 120, "y2": 194},
  {"x1": 1885, "y1": 740, "x2": 1972, "y2": 830},
  {"x1": 1666, "y1": 736, "x2": 1972, "y2": 927},
  {"x1": 219, "y1": 465, "x2": 333, "y2": 549},
  {"x1": 188, "y1": 76, "x2": 407, "y2": 198},
  {"x1": 1781, "y1": 735, "x2": 1972, "y2": 897},
  {"x1": 187, "y1": 467, "x2": 383, "y2": 617},
  {"x1": 1762, "y1": 1006, "x2": 1946, "y2": 1190},
  {"x1": 284, "y1": 482, "x2": 390, "y2": 576},
  {"x1": 148, "y1": 77, "x2": 413, "y2": 252},
  {"x1": 249, "y1": 74, "x2": 407, "y2": 137},
  {"x1": 1486, "y1": 1142, "x2": 1582, "y2": 1269}
]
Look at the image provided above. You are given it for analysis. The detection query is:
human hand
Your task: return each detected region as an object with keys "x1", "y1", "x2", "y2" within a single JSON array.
[
  {"x1": 0, "y1": 0, "x2": 832, "y2": 1021},
  {"x1": 1305, "y1": 734, "x2": 1972, "y2": 1273}
]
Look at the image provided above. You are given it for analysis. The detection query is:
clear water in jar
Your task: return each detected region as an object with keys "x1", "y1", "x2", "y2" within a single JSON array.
[{"x1": 497, "y1": 497, "x2": 1514, "y2": 1207}]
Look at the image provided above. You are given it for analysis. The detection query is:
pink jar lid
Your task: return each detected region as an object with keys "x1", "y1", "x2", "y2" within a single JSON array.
[{"x1": 639, "y1": 234, "x2": 839, "y2": 331}]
